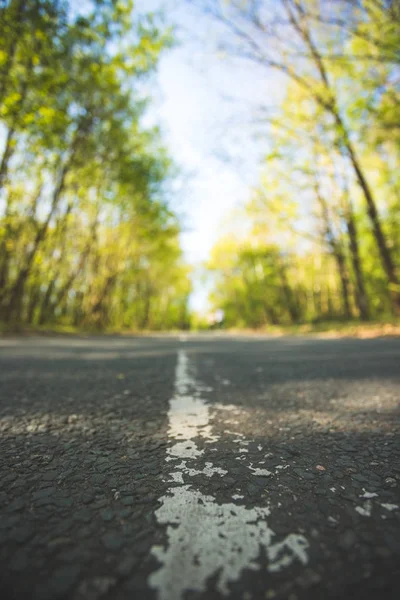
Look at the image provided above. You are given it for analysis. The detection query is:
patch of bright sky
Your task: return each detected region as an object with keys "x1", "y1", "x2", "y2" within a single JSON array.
[
  {"x1": 70, "y1": 0, "x2": 287, "y2": 311},
  {"x1": 76, "y1": 0, "x2": 283, "y2": 313},
  {"x1": 66, "y1": 0, "x2": 288, "y2": 312}
]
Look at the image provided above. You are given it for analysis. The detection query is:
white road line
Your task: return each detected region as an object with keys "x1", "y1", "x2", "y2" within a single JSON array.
[
  {"x1": 381, "y1": 503, "x2": 399, "y2": 511},
  {"x1": 148, "y1": 350, "x2": 309, "y2": 600},
  {"x1": 355, "y1": 500, "x2": 373, "y2": 517}
]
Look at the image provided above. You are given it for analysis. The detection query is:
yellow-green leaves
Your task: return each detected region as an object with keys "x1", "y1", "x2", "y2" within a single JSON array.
[{"x1": 0, "y1": 0, "x2": 190, "y2": 330}]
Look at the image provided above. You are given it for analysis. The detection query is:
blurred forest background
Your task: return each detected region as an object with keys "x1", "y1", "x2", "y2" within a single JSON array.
[
  {"x1": 0, "y1": 0, "x2": 191, "y2": 330},
  {"x1": 0, "y1": 0, "x2": 399, "y2": 332},
  {"x1": 205, "y1": 0, "x2": 400, "y2": 329}
]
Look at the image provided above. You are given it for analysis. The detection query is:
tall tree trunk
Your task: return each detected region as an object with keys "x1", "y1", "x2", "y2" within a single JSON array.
[
  {"x1": 5, "y1": 161, "x2": 69, "y2": 321},
  {"x1": 91, "y1": 273, "x2": 117, "y2": 328},
  {"x1": 0, "y1": 49, "x2": 35, "y2": 193},
  {"x1": 314, "y1": 184, "x2": 352, "y2": 319},
  {"x1": 283, "y1": 0, "x2": 399, "y2": 312},
  {"x1": 26, "y1": 285, "x2": 41, "y2": 324},
  {"x1": 38, "y1": 280, "x2": 56, "y2": 325},
  {"x1": 337, "y1": 114, "x2": 399, "y2": 311},
  {"x1": 0, "y1": 127, "x2": 16, "y2": 191},
  {"x1": 140, "y1": 282, "x2": 152, "y2": 329},
  {"x1": 278, "y1": 258, "x2": 300, "y2": 322},
  {"x1": 0, "y1": 184, "x2": 43, "y2": 314},
  {"x1": 37, "y1": 199, "x2": 74, "y2": 324},
  {"x1": 0, "y1": 190, "x2": 15, "y2": 295},
  {"x1": 3, "y1": 109, "x2": 87, "y2": 322},
  {"x1": 336, "y1": 249, "x2": 352, "y2": 318},
  {"x1": 343, "y1": 193, "x2": 370, "y2": 320},
  {"x1": 47, "y1": 215, "x2": 98, "y2": 322},
  {"x1": 72, "y1": 291, "x2": 85, "y2": 327},
  {"x1": 326, "y1": 283, "x2": 334, "y2": 317}
]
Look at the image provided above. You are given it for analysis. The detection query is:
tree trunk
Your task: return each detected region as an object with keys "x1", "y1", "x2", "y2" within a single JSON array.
[
  {"x1": 283, "y1": 0, "x2": 399, "y2": 312},
  {"x1": 26, "y1": 284, "x2": 41, "y2": 324},
  {"x1": 5, "y1": 161, "x2": 69, "y2": 321},
  {"x1": 315, "y1": 184, "x2": 352, "y2": 319},
  {"x1": 140, "y1": 288, "x2": 152, "y2": 329},
  {"x1": 278, "y1": 259, "x2": 300, "y2": 322},
  {"x1": 72, "y1": 291, "x2": 85, "y2": 326},
  {"x1": 343, "y1": 194, "x2": 370, "y2": 320},
  {"x1": 336, "y1": 113, "x2": 399, "y2": 312},
  {"x1": 0, "y1": 190, "x2": 16, "y2": 296},
  {"x1": 48, "y1": 215, "x2": 98, "y2": 321},
  {"x1": 0, "y1": 127, "x2": 16, "y2": 191},
  {"x1": 0, "y1": 48, "x2": 35, "y2": 193},
  {"x1": 37, "y1": 200, "x2": 74, "y2": 324},
  {"x1": 91, "y1": 273, "x2": 117, "y2": 328},
  {"x1": 333, "y1": 246, "x2": 352, "y2": 319},
  {"x1": 38, "y1": 280, "x2": 56, "y2": 325}
]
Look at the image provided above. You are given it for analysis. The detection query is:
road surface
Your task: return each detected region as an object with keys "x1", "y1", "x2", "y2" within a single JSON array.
[{"x1": 0, "y1": 334, "x2": 399, "y2": 600}]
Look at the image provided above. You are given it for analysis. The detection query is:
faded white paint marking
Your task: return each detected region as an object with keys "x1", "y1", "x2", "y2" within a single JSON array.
[
  {"x1": 197, "y1": 384, "x2": 214, "y2": 393},
  {"x1": 150, "y1": 486, "x2": 308, "y2": 599},
  {"x1": 167, "y1": 393, "x2": 215, "y2": 443},
  {"x1": 169, "y1": 472, "x2": 184, "y2": 484},
  {"x1": 360, "y1": 489, "x2": 378, "y2": 499},
  {"x1": 267, "y1": 535, "x2": 309, "y2": 573},
  {"x1": 355, "y1": 500, "x2": 373, "y2": 517},
  {"x1": 149, "y1": 350, "x2": 309, "y2": 600},
  {"x1": 166, "y1": 351, "x2": 217, "y2": 462},
  {"x1": 167, "y1": 440, "x2": 204, "y2": 460},
  {"x1": 175, "y1": 460, "x2": 227, "y2": 478},
  {"x1": 328, "y1": 516, "x2": 338, "y2": 524},
  {"x1": 215, "y1": 404, "x2": 241, "y2": 412},
  {"x1": 250, "y1": 467, "x2": 273, "y2": 477},
  {"x1": 381, "y1": 503, "x2": 399, "y2": 511},
  {"x1": 330, "y1": 487, "x2": 336, "y2": 493}
]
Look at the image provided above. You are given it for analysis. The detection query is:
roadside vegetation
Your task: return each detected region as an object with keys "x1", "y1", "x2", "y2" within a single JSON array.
[
  {"x1": 0, "y1": 0, "x2": 191, "y2": 332},
  {"x1": 206, "y1": 0, "x2": 400, "y2": 329}
]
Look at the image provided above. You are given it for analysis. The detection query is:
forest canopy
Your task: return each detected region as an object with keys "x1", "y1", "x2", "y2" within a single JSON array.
[
  {"x1": 0, "y1": 0, "x2": 191, "y2": 331},
  {"x1": 205, "y1": 0, "x2": 400, "y2": 327}
]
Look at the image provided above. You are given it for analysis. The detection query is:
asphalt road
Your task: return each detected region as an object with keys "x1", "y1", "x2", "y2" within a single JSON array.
[{"x1": 0, "y1": 334, "x2": 399, "y2": 600}]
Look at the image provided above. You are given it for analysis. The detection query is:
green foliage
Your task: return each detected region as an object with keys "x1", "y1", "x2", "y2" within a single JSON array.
[
  {"x1": 0, "y1": 0, "x2": 190, "y2": 330},
  {"x1": 207, "y1": 0, "x2": 400, "y2": 326}
]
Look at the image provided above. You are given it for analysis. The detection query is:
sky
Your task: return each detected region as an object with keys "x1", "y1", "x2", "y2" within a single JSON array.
[{"x1": 136, "y1": 0, "x2": 285, "y2": 312}]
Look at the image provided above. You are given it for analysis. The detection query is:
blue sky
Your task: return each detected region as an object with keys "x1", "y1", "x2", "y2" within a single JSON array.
[{"x1": 138, "y1": 1, "x2": 285, "y2": 312}]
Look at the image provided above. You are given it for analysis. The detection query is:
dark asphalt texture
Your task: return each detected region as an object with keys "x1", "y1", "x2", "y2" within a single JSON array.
[{"x1": 0, "y1": 334, "x2": 399, "y2": 600}]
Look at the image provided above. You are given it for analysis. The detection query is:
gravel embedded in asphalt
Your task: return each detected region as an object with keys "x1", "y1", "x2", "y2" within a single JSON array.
[{"x1": 0, "y1": 334, "x2": 399, "y2": 600}]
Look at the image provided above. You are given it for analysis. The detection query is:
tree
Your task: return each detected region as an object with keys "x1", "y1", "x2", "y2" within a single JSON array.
[
  {"x1": 0, "y1": 0, "x2": 191, "y2": 331},
  {"x1": 198, "y1": 0, "x2": 400, "y2": 311}
]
